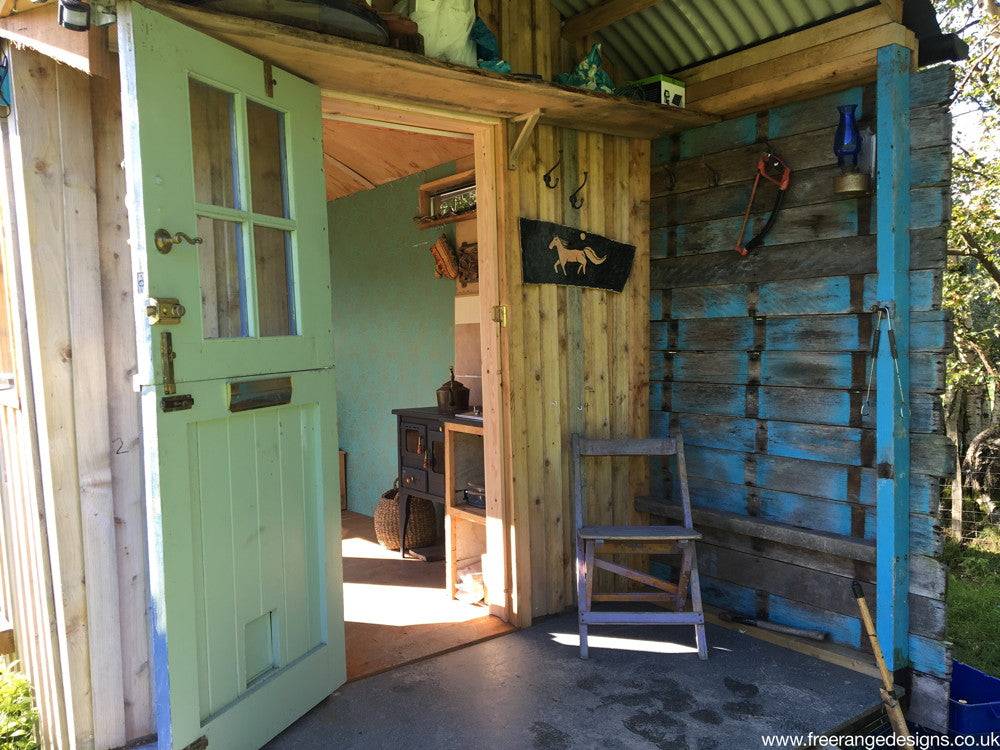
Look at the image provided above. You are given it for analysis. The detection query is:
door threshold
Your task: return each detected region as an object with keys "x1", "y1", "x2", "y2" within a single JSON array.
[{"x1": 346, "y1": 617, "x2": 515, "y2": 683}]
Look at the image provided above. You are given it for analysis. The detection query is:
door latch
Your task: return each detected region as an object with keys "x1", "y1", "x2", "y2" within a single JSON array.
[
  {"x1": 146, "y1": 297, "x2": 186, "y2": 325},
  {"x1": 159, "y1": 332, "x2": 194, "y2": 411},
  {"x1": 162, "y1": 394, "x2": 195, "y2": 412},
  {"x1": 160, "y1": 331, "x2": 177, "y2": 395}
]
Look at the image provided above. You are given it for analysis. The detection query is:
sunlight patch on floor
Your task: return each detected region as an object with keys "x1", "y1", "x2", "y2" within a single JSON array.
[
  {"x1": 548, "y1": 632, "x2": 699, "y2": 655},
  {"x1": 342, "y1": 534, "x2": 401, "y2": 560},
  {"x1": 344, "y1": 582, "x2": 488, "y2": 626}
]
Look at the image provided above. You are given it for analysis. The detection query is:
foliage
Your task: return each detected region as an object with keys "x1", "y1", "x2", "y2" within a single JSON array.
[
  {"x1": 0, "y1": 664, "x2": 38, "y2": 750},
  {"x1": 944, "y1": 530, "x2": 1000, "y2": 675},
  {"x1": 937, "y1": 0, "x2": 1000, "y2": 393}
]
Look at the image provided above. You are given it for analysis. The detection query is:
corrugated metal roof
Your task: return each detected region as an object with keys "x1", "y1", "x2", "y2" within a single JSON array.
[{"x1": 550, "y1": 0, "x2": 876, "y2": 82}]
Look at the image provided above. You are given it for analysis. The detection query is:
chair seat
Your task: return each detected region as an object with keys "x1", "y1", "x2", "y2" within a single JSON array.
[{"x1": 578, "y1": 525, "x2": 701, "y2": 541}]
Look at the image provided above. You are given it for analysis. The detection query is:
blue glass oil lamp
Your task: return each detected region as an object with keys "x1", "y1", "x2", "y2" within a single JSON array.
[{"x1": 833, "y1": 104, "x2": 870, "y2": 196}]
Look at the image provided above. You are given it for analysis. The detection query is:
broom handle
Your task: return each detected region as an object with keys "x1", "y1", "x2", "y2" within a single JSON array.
[
  {"x1": 852, "y1": 581, "x2": 912, "y2": 739},
  {"x1": 852, "y1": 581, "x2": 894, "y2": 691}
]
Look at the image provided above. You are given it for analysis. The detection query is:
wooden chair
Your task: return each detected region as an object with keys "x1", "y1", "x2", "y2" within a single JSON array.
[{"x1": 572, "y1": 433, "x2": 707, "y2": 660}]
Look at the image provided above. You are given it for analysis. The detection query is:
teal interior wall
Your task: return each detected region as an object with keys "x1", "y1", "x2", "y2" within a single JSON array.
[{"x1": 329, "y1": 164, "x2": 456, "y2": 516}]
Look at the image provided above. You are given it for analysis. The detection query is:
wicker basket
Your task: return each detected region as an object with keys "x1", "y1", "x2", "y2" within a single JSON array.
[{"x1": 373, "y1": 488, "x2": 437, "y2": 551}]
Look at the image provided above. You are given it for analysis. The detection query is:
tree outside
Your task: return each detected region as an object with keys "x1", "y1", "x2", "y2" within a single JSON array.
[{"x1": 936, "y1": 0, "x2": 1000, "y2": 676}]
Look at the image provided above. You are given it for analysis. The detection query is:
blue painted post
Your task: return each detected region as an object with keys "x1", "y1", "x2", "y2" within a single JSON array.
[{"x1": 875, "y1": 44, "x2": 912, "y2": 673}]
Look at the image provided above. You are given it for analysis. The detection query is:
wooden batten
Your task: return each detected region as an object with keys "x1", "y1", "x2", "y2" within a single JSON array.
[
  {"x1": 676, "y1": 11, "x2": 917, "y2": 117},
  {"x1": 91, "y1": 60, "x2": 154, "y2": 741},
  {"x1": 0, "y1": 4, "x2": 114, "y2": 77},
  {"x1": 561, "y1": 0, "x2": 660, "y2": 41}
]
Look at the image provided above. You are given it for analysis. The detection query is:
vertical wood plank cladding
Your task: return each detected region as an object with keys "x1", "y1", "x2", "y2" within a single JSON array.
[
  {"x1": 506, "y1": 124, "x2": 651, "y2": 619},
  {"x1": 629, "y1": 140, "x2": 653, "y2": 525},
  {"x1": 520, "y1": 122, "x2": 546, "y2": 611},
  {"x1": 0, "y1": 111, "x2": 72, "y2": 748},
  {"x1": 91, "y1": 63, "x2": 154, "y2": 741},
  {"x1": 537, "y1": 125, "x2": 566, "y2": 614}
]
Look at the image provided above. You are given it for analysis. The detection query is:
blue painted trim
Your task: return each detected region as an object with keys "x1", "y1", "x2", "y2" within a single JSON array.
[{"x1": 875, "y1": 44, "x2": 912, "y2": 673}]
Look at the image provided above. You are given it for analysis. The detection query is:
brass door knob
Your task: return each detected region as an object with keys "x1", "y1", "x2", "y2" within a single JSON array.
[{"x1": 154, "y1": 228, "x2": 203, "y2": 254}]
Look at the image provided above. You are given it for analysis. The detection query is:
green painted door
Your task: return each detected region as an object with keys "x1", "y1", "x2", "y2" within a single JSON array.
[{"x1": 118, "y1": 4, "x2": 344, "y2": 749}]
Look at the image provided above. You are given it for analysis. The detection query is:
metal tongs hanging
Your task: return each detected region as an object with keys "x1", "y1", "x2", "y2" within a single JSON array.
[{"x1": 734, "y1": 152, "x2": 792, "y2": 257}]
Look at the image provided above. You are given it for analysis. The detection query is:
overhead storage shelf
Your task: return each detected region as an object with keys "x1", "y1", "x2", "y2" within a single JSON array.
[{"x1": 140, "y1": 0, "x2": 718, "y2": 139}]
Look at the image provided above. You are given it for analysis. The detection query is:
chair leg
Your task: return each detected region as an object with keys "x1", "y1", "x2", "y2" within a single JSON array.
[
  {"x1": 575, "y1": 537, "x2": 588, "y2": 659},
  {"x1": 674, "y1": 542, "x2": 693, "y2": 611},
  {"x1": 688, "y1": 544, "x2": 708, "y2": 660}
]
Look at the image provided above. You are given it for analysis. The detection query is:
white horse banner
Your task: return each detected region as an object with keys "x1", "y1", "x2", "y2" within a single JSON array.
[{"x1": 519, "y1": 218, "x2": 635, "y2": 292}]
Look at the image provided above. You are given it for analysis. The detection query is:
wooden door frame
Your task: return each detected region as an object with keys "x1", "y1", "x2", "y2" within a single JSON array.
[{"x1": 321, "y1": 93, "x2": 520, "y2": 626}]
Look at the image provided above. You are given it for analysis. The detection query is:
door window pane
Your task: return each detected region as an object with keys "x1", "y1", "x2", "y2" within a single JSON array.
[
  {"x1": 198, "y1": 217, "x2": 248, "y2": 339},
  {"x1": 253, "y1": 226, "x2": 296, "y2": 336},
  {"x1": 189, "y1": 79, "x2": 240, "y2": 209},
  {"x1": 247, "y1": 100, "x2": 289, "y2": 218}
]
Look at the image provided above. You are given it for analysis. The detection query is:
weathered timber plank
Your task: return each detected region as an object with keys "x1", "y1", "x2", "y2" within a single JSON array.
[
  {"x1": 909, "y1": 64, "x2": 953, "y2": 109},
  {"x1": 674, "y1": 447, "x2": 938, "y2": 512},
  {"x1": 766, "y1": 87, "x2": 865, "y2": 140},
  {"x1": 640, "y1": 498, "x2": 872, "y2": 560},
  {"x1": 652, "y1": 411, "x2": 950, "y2": 478},
  {"x1": 909, "y1": 671, "x2": 951, "y2": 732},
  {"x1": 652, "y1": 313, "x2": 948, "y2": 354},
  {"x1": 651, "y1": 163, "x2": 844, "y2": 228},
  {"x1": 653, "y1": 381, "x2": 939, "y2": 434},
  {"x1": 646, "y1": 503, "x2": 944, "y2": 600},
  {"x1": 653, "y1": 125, "x2": 947, "y2": 201},
  {"x1": 650, "y1": 227, "x2": 945, "y2": 288},
  {"x1": 692, "y1": 543, "x2": 943, "y2": 639},
  {"x1": 673, "y1": 115, "x2": 757, "y2": 161}
]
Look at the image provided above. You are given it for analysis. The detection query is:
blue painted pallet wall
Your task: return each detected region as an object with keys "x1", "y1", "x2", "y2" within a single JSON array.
[{"x1": 648, "y1": 64, "x2": 954, "y2": 701}]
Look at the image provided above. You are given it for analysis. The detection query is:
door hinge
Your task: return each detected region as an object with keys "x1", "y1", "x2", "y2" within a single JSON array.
[
  {"x1": 263, "y1": 61, "x2": 276, "y2": 98},
  {"x1": 491, "y1": 305, "x2": 508, "y2": 327}
]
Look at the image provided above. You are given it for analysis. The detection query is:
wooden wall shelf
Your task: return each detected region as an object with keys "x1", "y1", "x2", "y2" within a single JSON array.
[
  {"x1": 415, "y1": 169, "x2": 477, "y2": 229},
  {"x1": 415, "y1": 211, "x2": 477, "y2": 230},
  {"x1": 140, "y1": 0, "x2": 718, "y2": 139}
]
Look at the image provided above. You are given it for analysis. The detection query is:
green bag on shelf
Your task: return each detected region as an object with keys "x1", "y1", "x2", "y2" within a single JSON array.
[{"x1": 554, "y1": 43, "x2": 614, "y2": 93}]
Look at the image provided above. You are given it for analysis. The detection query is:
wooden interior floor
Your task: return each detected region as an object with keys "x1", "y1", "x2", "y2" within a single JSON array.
[{"x1": 342, "y1": 510, "x2": 513, "y2": 680}]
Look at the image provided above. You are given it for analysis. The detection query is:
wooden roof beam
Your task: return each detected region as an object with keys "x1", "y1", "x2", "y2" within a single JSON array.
[
  {"x1": 324, "y1": 153, "x2": 376, "y2": 189},
  {"x1": 561, "y1": 0, "x2": 660, "y2": 41}
]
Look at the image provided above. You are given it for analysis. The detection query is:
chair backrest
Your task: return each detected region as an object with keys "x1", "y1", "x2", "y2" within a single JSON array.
[{"x1": 571, "y1": 432, "x2": 694, "y2": 532}]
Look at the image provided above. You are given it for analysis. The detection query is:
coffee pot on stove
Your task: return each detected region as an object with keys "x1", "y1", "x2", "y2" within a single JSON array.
[{"x1": 436, "y1": 367, "x2": 470, "y2": 415}]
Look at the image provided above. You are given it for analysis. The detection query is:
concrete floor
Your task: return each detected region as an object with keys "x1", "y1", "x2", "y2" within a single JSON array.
[{"x1": 266, "y1": 613, "x2": 881, "y2": 750}]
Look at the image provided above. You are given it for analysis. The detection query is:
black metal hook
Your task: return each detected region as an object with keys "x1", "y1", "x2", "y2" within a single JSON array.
[
  {"x1": 661, "y1": 165, "x2": 677, "y2": 192},
  {"x1": 543, "y1": 152, "x2": 562, "y2": 189},
  {"x1": 703, "y1": 159, "x2": 720, "y2": 188},
  {"x1": 569, "y1": 171, "x2": 588, "y2": 209}
]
